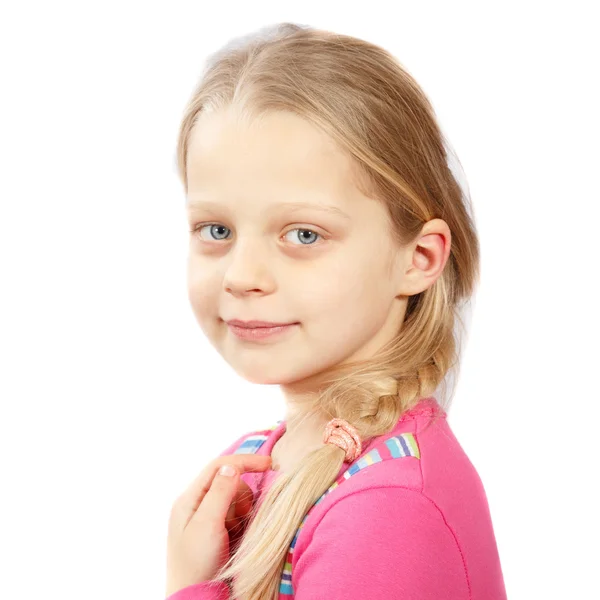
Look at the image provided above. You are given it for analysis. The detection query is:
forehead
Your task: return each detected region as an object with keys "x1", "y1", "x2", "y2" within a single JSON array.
[{"x1": 185, "y1": 108, "x2": 359, "y2": 201}]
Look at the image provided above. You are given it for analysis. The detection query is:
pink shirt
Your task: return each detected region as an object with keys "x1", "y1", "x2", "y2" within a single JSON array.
[{"x1": 167, "y1": 397, "x2": 507, "y2": 599}]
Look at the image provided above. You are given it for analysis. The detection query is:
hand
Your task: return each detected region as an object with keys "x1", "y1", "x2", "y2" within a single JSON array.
[{"x1": 166, "y1": 454, "x2": 273, "y2": 597}]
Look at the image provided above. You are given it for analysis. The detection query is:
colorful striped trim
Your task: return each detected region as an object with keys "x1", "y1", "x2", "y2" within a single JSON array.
[
  {"x1": 229, "y1": 424, "x2": 421, "y2": 598},
  {"x1": 278, "y1": 432, "x2": 420, "y2": 597},
  {"x1": 232, "y1": 420, "x2": 283, "y2": 455}
]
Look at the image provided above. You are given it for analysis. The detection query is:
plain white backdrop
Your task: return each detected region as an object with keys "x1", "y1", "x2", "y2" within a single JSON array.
[{"x1": 1, "y1": 2, "x2": 598, "y2": 598}]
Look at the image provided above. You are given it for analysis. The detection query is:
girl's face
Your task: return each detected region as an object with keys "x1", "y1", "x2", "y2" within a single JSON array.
[{"x1": 185, "y1": 107, "x2": 412, "y2": 394}]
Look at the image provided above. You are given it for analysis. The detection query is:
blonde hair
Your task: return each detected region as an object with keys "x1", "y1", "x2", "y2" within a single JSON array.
[{"x1": 175, "y1": 22, "x2": 480, "y2": 599}]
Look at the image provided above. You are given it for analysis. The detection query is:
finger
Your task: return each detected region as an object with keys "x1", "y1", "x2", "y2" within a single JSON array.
[
  {"x1": 195, "y1": 463, "x2": 245, "y2": 526},
  {"x1": 175, "y1": 455, "x2": 271, "y2": 516}
]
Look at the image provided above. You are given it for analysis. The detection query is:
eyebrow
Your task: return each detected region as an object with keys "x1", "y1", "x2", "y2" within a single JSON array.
[{"x1": 186, "y1": 199, "x2": 351, "y2": 221}]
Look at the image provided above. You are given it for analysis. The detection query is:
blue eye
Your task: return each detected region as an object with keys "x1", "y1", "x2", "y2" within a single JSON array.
[
  {"x1": 192, "y1": 224, "x2": 323, "y2": 246},
  {"x1": 196, "y1": 223, "x2": 230, "y2": 241},
  {"x1": 283, "y1": 229, "x2": 322, "y2": 245}
]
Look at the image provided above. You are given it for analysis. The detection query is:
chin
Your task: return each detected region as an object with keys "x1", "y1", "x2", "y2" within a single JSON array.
[
  {"x1": 238, "y1": 371, "x2": 288, "y2": 385},
  {"x1": 238, "y1": 361, "x2": 325, "y2": 388}
]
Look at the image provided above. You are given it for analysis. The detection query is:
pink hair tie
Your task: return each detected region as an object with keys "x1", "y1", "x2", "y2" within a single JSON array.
[{"x1": 323, "y1": 418, "x2": 362, "y2": 463}]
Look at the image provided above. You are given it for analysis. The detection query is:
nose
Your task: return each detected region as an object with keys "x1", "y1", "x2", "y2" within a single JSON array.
[{"x1": 222, "y1": 241, "x2": 274, "y2": 296}]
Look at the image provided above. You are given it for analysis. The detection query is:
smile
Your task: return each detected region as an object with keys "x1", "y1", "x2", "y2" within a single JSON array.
[{"x1": 228, "y1": 323, "x2": 299, "y2": 342}]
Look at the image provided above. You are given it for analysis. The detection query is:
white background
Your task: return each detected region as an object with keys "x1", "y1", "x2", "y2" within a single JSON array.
[{"x1": 1, "y1": 2, "x2": 598, "y2": 599}]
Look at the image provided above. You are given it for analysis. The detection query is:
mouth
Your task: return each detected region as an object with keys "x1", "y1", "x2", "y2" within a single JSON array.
[
  {"x1": 226, "y1": 319, "x2": 298, "y2": 329},
  {"x1": 227, "y1": 322, "x2": 299, "y2": 341}
]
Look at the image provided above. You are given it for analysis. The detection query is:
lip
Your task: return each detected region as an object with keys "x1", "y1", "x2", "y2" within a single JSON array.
[
  {"x1": 227, "y1": 322, "x2": 299, "y2": 342},
  {"x1": 226, "y1": 319, "x2": 297, "y2": 329}
]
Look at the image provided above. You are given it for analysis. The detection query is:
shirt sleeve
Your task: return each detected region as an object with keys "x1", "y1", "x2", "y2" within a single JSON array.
[{"x1": 292, "y1": 486, "x2": 470, "y2": 599}]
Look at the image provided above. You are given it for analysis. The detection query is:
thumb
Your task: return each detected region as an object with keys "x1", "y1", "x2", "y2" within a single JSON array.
[
  {"x1": 218, "y1": 464, "x2": 238, "y2": 478},
  {"x1": 195, "y1": 463, "x2": 240, "y2": 525}
]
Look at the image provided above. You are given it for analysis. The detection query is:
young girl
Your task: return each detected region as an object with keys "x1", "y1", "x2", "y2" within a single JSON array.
[{"x1": 165, "y1": 22, "x2": 507, "y2": 600}]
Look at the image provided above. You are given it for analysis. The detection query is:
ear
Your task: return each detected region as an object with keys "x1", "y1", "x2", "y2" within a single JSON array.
[{"x1": 401, "y1": 218, "x2": 452, "y2": 296}]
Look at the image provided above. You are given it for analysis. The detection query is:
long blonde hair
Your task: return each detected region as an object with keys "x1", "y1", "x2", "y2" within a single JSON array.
[{"x1": 175, "y1": 22, "x2": 480, "y2": 599}]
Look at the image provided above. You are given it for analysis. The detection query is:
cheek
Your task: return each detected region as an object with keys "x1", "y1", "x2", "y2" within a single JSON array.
[
  {"x1": 304, "y1": 261, "x2": 391, "y2": 341},
  {"x1": 295, "y1": 264, "x2": 363, "y2": 316},
  {"x1": 306, "y1": 260, "x2": 386, "y2": 314},
  {"x1": 187, "y1": 261, "x2": 218, "y2": 322}
]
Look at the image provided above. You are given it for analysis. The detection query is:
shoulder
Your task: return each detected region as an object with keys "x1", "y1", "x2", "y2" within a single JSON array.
[
  {"x1": 289, "y1": 413, "x2": 506, "y2": 599},
  {"x1": 290, "y1": 485, "x2": 470, "y2": 598},
  {"x1": 302, "y1": 484, "x2": 463, "y2": 552}
]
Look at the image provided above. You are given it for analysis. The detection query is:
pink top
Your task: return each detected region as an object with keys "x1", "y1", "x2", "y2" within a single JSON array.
[{"x1": 166, "y1": 397, "x2": 507, "y2": 599}]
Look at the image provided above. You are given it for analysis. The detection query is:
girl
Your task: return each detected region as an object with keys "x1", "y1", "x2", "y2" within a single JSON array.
[{"x1": 165, "y1": 22, "x2": 507, "y2": 600}]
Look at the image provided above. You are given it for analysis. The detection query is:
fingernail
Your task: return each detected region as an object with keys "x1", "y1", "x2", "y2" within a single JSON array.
[{"x1": 219, "y1": 464, "x2": 237, "y2": 477}]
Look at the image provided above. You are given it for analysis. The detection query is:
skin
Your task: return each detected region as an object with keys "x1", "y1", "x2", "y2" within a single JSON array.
[
  {"x1": 166, "y1": 454, "x2": 272, "y2": 594},
  {"x1": 185, "y1": 107, "x2": 451, "y2": 471}
]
